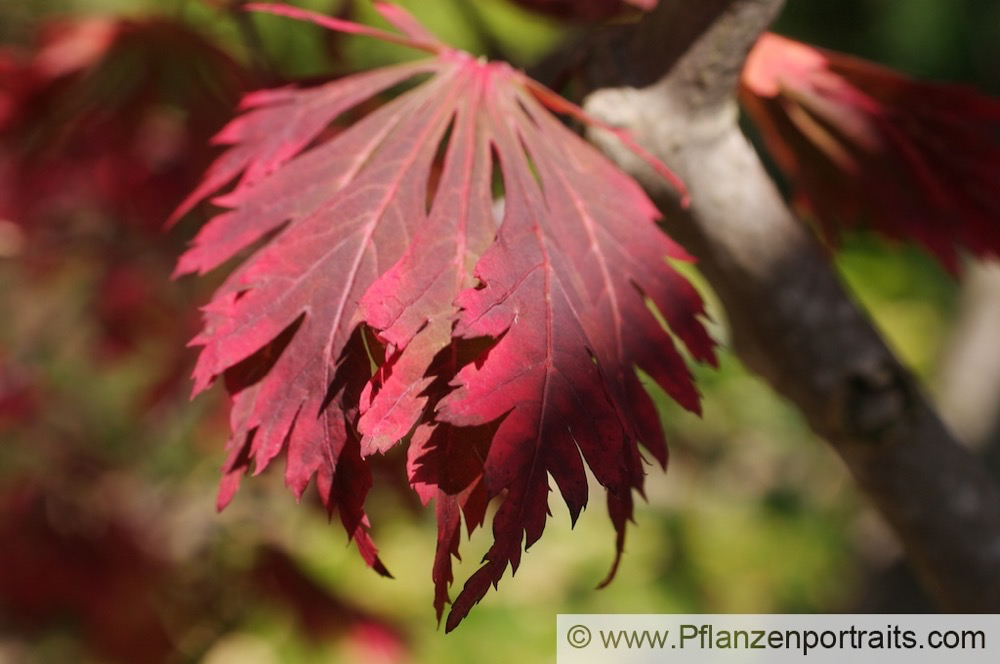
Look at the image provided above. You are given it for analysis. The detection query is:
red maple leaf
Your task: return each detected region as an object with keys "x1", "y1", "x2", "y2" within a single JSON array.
[
  {"x1": 175, "y1": 2, "x2": 713, "y2": 628},
  {"x1": 740, "y1": 33, "x2": 1000, "y2": 272}
]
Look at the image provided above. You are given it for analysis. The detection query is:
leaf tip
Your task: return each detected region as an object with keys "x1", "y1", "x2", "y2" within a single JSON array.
[{"x1": 216, "y1": 471, "x2": 243, "y2": 512}]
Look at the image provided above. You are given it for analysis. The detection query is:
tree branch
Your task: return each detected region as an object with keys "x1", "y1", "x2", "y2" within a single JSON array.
[
  {"x1": 582, "y1": 0, "x2": 1000, "y2": 611},
  {"x1": 937, "y1": 262, "x2": 1000, "y2": 449}
]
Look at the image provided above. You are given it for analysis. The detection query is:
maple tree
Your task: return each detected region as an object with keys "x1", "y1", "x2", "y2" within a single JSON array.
[
  {"x1": 171, "y1": 0, "x2": 1000, "y2": 628},
  {"x1": 8, "y1": 3, "x2": 1000, "y2": 656}
]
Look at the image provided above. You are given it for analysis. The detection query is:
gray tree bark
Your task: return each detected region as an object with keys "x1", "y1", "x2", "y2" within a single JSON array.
[
  {"x1": 938, "y1": 263, "x2": 1000, "y2": 452},
  {"x1": 581, "y1": 0, "x2": 1000, "y2": 611}
]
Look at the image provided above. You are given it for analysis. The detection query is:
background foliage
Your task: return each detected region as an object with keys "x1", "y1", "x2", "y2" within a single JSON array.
[{"x1": 1, "y1": 1, "x2": 996, "y2": 662}]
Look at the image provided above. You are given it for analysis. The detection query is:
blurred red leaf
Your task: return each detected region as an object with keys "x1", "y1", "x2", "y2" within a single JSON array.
[
  {"x1": 0, "y1": 482, "x2": 410, "y2": 663},
  {"x1": 0, "y1": 15, "x2": 253, "y2": 406},
  {"x1": 0, "y1": 485, "x2": 174, "y2": 663},
  {"x1": 0, "y1": 17, "x2": 251, "y2": 235},
  {"x1": 741, "y1": 33, "x2": 1000, "y2": 271},
  {"x1": 251, "y1": 545, "x2": 408, "y2": 653},
  {"x1": 0, "y1": 352, "x2": 40, "y2": 428}
]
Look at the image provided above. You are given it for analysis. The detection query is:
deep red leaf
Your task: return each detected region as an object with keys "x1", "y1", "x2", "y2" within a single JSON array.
[
  {"x1": 741, "y1": 33, "x2": 1000, "y2": 271},
  {"x1": 176, "y1": 2, "x2": 712, "y2": 629},
  {"x1": 434, "y1": 77, "x2": 713, "y2": 628},
  {"x1": 357, "y1": 68, "x2": 496, "y2": 455},
  {"x1": 407, "y1": 421, "x2": 492, "y2": 622}
]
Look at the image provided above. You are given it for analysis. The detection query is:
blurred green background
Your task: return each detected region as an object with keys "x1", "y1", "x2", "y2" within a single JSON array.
[{"x1": 1, "y1": 1, "x2": 997, "y2": 662}]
